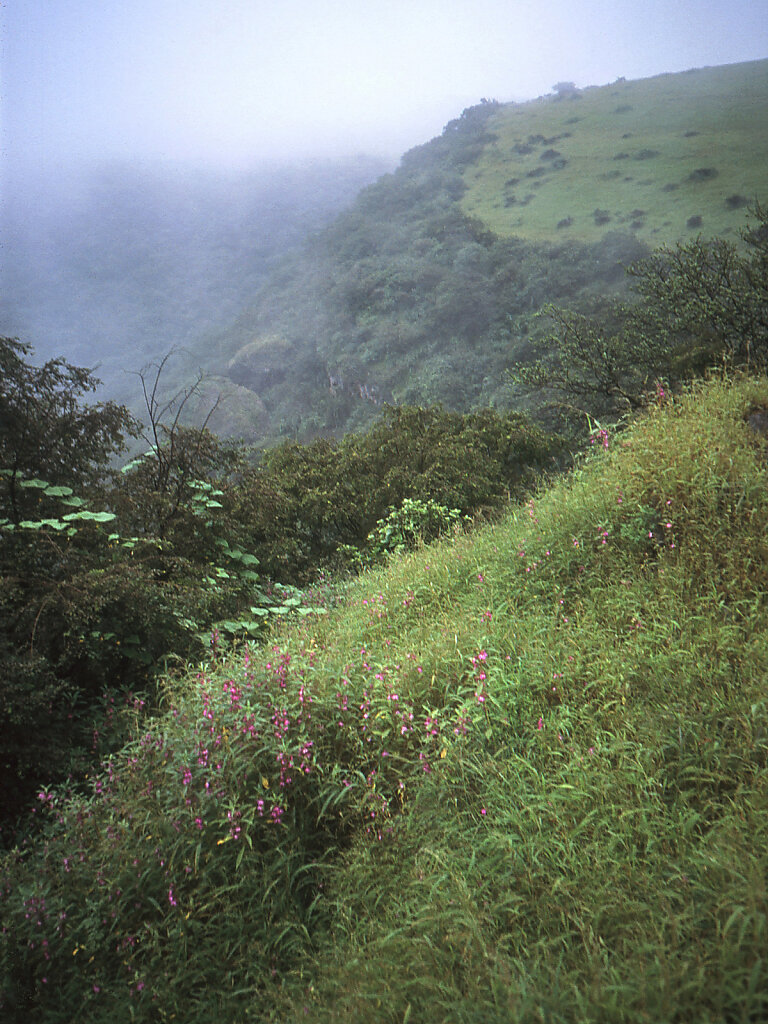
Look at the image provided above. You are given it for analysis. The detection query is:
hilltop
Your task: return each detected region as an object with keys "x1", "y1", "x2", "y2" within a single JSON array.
[{"x1": 463, "y1": 59, "x2": 768, "y2": 246}]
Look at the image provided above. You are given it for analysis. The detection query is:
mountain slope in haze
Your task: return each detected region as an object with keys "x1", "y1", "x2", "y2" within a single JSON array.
[
  {"x1": 462, "y1": 59, "x2": 768, "y2": 246},
  {"x1": 0, "y1": 156, "x2": 390, "y2": 436},
  {"x1": 4, "y1": 61, "x2": 765, "y2": 448},
  {"x1": 214, "y1": 60, "x2": 767, "y2": 442}
]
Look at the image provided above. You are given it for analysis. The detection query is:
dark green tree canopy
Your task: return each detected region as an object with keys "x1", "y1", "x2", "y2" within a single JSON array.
[{"x1": 0, "y1": 338, "x2": 137, "y2": 524}]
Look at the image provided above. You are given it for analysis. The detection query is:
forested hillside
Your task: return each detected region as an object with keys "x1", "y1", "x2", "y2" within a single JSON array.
[
  {"x1": 3, "y1": 61, "x2": 765, "y2": 445},
  {"x1": 210, "y1": 59, "x2": 768, "y2": 440},
  {"x1": 3, "y1": 52, "x2": 768, "y2": 1020}
]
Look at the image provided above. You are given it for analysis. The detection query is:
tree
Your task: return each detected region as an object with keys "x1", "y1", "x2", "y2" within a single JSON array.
[
  {"x1": 0, "y1": 338, "x2": 136, "y2": 524},
  {"x1": 0, "y1": 345, "x2": 257, "y2": 836},
  {"x1": 624, "y1": 205, "x2": 768, "y2": 369},
  {"x1": 509, "y1": 205, "x2": 768, "y2": 427},
  {"x1": 0, "y1": 341, "x2": 138, "y2": 831},
  {"x1": 117, "y1": 353, "x2": 242, "y2": 544},
  {"x1": 552, "y1": 81, "x2": 580, "y2": 99}
]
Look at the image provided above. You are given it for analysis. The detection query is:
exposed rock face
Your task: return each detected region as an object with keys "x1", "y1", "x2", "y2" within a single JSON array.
[
  {"x1": 182, "y1": 376, "x2": 268, "y2": 441},
  {"x1": 226, "y1": 337, "x2": 294, "y2": 391}
]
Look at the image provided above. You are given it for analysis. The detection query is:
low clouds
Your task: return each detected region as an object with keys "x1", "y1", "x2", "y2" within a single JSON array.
[{"x1": 3, "y1": 0, "x2": 767, "y2": 171}]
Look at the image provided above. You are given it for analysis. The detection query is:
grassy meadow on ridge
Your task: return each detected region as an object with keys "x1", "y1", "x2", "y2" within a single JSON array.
[
  {"x1": 4, "y1": 371, "x2": 768, "y2": 1021},
  {"x1": 462, "y1": 59, "x2": 768, "y2": 246}
]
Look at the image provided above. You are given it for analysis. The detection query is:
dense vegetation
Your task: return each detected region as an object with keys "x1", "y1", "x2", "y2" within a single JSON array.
[
  {"x1": 2, "y1": 193, "x2": 768, "y2": 1018},
  {"x1": 0, "y1": 337, "x2": 562, "y2": 830},
  {"x1": 2, "y1": 56, "x2": 768, "y2": 1017},
  {"x1": 4, "y1": 62, "x2": 765, "y2": 446},
  {"x1": 3, "y1": 370, "x2": 768, "y2": 1021},
  {"x1": 214, "y1": 104, "x2": 647, "y2": 437}
]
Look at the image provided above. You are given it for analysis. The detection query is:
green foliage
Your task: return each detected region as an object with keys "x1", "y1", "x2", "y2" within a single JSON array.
[
  {"x1": 212, "y1": 103, "x2": 648, "y2": 441},
  {"x1": 624, "y1": 201, "x2": 768, "y2": 370},
  {"x1": 463, "y1": 58, "x2": 768, "y2": 247},
  {"x1": 511, "y1": 203, "x2": 768, "y2": 426},
  {"x1": 3, "y1": 373, "x2": 768, "y2": 1021},
  {"x1": 238, "y1": 403, "x2": 562, "y2": 583},
  {"x1": 0, "y1": 346, "x2": 290, "y2": 831},
  {"x1": 0, "y1": 336, "x2": 136, "y2": 524},
  {"x1": 0, "y1": 342, "x2": 557, "y2": 831},
  {"x1": 5, "y1": 158, "x2": 389, "y2": 425},
  {"x1": 368, "y1": 497, "x2": 468, "y2": 556}
]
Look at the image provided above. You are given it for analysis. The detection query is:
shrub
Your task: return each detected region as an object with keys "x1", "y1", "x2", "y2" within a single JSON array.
[
  {"x1": 726, "y1": 194, "x2": 749, "y2": 209},
  {"x1": 510, "y1": 205, "x2": 768, "y2": 425},
  {"x1": 238, "y1": 404, "x2": 562, "y2": 583},
  {"x1": 367, "y1": 498, "x2": 468, "y2": 557},
  {"x1": 688, "y1": 167, "x2": 719, "y2": 182}
]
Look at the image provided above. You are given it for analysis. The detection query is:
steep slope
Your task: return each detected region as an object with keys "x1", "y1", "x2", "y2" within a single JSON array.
[
  {"x1": 0, "y1": 156, "x2": 390, "y2": 436},
  {"x1": 4, "y1": 372, "x2": 768, "y2": 1021}
]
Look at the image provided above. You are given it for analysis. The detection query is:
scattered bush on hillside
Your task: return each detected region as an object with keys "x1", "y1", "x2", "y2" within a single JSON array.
[
  {"x1": 367, "y1": 498, "x2": 468, "y2": 558},
  {"x1": 689, "y1": 166, "x2": 719, "y2": 182},
  {"x1": 552, "y1": 81, "x2": 579, "y2": 98},
  {"x1": 726, "y1": 193, "x2": 749, "y2": 209}
]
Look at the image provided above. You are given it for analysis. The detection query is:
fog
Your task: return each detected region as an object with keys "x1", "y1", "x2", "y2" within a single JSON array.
[
  {"x1": 1, "y1": 0, "x2": 766, "y2": 409},
  {"x1": 3, "y1": 0, "x2": 767, "y2": 174}
]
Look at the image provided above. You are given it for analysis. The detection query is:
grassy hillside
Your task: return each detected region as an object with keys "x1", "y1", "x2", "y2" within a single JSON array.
[
  {"x1": 4, "y1": 371, "x2": 768, "y2": 1021},
  {"x1": 205, "y1": 60, "x2": 768, "y2": 442},
  {"x1": 463, "y1": 59, "x2": 768, "y2": 246}
]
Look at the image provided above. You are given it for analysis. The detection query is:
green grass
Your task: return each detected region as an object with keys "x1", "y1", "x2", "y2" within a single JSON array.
[
  {"x1": 4, "y1": 372, "x2": 768, "y2": 1021},
  {"x1": 462, "y1": 59, "x2": 768, "y2": 247}
]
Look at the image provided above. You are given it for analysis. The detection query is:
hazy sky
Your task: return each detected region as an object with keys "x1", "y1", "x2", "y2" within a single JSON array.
[{"x1": 3, "y1": 0, "x2": 768, "y2": 171}]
